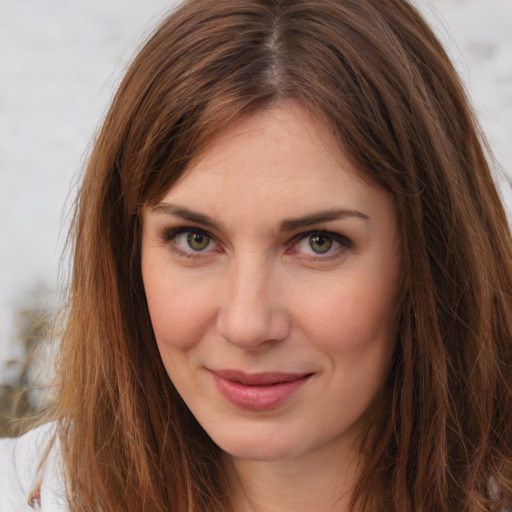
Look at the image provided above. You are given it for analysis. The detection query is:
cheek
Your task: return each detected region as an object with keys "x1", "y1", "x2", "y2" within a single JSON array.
[
  {"x1": 294, "y1": 270, "x2": 398, "y2": 356},
  {"x1": 304, "y1": 278, "x2": 397, "y2": 411},
  {"x1": 143, "y1": 264, "x2": 219, "y2": 353}
]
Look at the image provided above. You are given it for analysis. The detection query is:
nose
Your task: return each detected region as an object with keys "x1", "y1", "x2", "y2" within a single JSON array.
[{"x1": 216, "y1": 255, "x2": 290, "y2": 351}]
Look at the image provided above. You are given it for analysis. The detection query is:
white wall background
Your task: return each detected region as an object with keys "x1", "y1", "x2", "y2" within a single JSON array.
[{"x1": 0, "y1": 0, "x2": 511, "y2": 384}]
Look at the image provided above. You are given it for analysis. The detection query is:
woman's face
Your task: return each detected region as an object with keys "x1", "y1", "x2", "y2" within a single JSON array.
[{"x1": 141, "y1": 102, "x2": 401, "y2": 462}]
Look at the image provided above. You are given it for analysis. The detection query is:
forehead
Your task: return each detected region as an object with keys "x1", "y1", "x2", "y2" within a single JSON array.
[
  {"x1": 153, "y1": 102, "x2": 396, "y2": 237},
  {"x1": 171, "y1": 103, "x2": 363, "y2": 196}
]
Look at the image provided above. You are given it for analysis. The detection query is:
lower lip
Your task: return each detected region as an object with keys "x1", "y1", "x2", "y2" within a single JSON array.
[{"x1": 211, "y1": 373, "x2": 311, "y2": 410}]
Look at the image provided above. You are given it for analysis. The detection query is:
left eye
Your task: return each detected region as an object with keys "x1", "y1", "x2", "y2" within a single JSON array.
[{"x1": 294, "y1": 231, "x2": 349, "y2": 256}]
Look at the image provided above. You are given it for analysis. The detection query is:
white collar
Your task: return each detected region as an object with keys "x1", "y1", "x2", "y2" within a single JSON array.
[{"x1": 0, "y1": 422, "x2": 68, "y2": 511}]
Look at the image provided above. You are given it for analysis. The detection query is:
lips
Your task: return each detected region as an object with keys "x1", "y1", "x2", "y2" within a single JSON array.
[{"x1": 211, "y1": 369, "x2": 312, "y2": 410}]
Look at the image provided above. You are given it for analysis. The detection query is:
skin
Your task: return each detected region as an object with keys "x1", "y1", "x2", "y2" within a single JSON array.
[{"x1": 141, "y1": 102, "x2": 401, "y2": 511}]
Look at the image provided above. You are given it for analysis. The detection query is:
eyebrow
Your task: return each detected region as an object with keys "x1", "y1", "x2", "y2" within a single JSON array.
[
  {"x1": 279, "y1": 209, "x2": 369, "y2": 232},
  {"x1": 150, "y1": 202, "x2": 369, "y2": 232},
  {"x1": 150, "y1": 203, "x2": 223, "y2": 230}
]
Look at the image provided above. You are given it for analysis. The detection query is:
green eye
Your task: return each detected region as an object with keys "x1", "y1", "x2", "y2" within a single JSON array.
[
  {"x1": 187, "y1": 231, "x2": 210, "y2": 251},
  {"x1": 309, "y1": 234, "x2": 333, "y2": 254}
]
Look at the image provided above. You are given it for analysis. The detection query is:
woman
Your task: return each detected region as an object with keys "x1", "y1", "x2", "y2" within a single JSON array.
[{"x1": 1, "y1": 0, "x2": 511, "y2": 510}]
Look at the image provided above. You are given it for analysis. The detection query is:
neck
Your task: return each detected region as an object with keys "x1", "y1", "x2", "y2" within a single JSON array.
[{"x1": 224, "y1": 434, "x2": 364, "y2": 512}]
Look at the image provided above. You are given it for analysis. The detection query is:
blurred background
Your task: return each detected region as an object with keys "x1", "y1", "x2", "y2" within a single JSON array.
[{"x1": 0, "y1": 0, "x2": 511, "y2": 436}]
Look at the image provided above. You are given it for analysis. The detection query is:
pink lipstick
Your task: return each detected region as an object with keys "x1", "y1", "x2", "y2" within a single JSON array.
[{"x1": 211, "y1": 370, "x2": 312, "y2": 410}]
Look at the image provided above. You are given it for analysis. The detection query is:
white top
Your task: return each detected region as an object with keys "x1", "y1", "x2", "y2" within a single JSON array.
[{"x1": 0, "y1": 423, "x2": 68, "y2": 512}]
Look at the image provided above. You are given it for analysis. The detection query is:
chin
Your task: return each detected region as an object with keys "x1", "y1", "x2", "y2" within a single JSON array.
[
  {"x1": 207, "y1": 424, "x2": 305, "y2": 462},
  {"x1": 222, "y1": 442, "x2": 299, "y2": 462}
]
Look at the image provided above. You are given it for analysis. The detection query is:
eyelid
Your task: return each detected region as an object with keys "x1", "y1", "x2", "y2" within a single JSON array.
[
  {"x1": 162, "y1": 226, "x2": 211, "y2": 241},
  {"x1": 291, "y1": 229, "x2": 353, "y2": 245}
]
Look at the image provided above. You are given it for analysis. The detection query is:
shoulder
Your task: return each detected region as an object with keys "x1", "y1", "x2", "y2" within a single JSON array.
[{"x1": 0, "y1": 422, "x2": 69, "y2": 511}]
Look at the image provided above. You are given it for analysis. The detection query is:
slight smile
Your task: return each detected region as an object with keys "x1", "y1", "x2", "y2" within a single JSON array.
[{"x1": 210, "y1": 370, "x2": 313, "y2": 410}]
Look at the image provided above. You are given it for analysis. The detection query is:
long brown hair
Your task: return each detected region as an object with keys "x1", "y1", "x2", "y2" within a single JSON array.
[{"x1": 47, "y1": 0, "x2": 512, "y2": 510}]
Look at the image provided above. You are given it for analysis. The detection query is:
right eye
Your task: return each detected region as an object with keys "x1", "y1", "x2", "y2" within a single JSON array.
[{"x1": 164, "y1": 227, "x2": 219, "y2": 256}]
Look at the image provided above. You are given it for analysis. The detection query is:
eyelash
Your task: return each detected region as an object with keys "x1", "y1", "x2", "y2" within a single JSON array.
[{"x1": 161, "y1": 226, "x2": 353, "y2": 260}]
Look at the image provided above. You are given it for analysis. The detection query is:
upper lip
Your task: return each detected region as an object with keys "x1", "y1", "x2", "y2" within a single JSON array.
[{"x1": 211, "y1": 369, "x2": 312, "y2": 386}]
